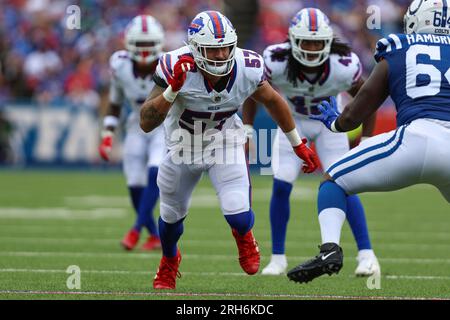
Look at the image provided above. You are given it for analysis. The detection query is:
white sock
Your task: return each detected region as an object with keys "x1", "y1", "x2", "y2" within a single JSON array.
[
  {"x1": 271, "y1": 254, "x2": 287, "y2": 265},
  {"x1": 358, "y1": 249, "x2": 375, "y2": 259},
  {"x1": 319, "y1": 208, "x2": 346, "y2": 245}
]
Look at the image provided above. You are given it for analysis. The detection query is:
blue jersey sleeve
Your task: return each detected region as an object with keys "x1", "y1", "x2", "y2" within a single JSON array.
[{"x1": 374, "y1": 34, "x2": 407, "y2": 63}]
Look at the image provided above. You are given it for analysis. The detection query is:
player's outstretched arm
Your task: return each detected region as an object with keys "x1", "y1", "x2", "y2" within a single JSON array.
[
  {"x1": 242, "y1": 97, "x2": 259, "y2": 143},
  {"x1": 337, "y1": 59, "x2": 390, "y2": 132},
  {"x1": 242, "y1": 98, "x2": 258, "y2": 127},
  {"x1": 347, "y1": 78, "x2": 377, "y2": 138},
  {"x1": 99, "y1": 103, "x2": 121, "y2": 161},
  {"x1": 250, "y1": 81, "x2": 320, "y2": 173}
]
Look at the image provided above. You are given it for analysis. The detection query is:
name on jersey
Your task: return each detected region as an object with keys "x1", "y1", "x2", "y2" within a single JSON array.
[{"x1": 406, "y1": 33, "x2": 450, "y2": 45}]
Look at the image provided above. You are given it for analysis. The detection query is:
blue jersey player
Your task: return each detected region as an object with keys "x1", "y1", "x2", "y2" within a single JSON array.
[{"x1": 287, "y1": 0, "x2": 450, "y2": 283}]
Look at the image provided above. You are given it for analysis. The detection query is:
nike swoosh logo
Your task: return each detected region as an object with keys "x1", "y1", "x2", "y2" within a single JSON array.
[{"x1": 321, "y1": 251, "x2": 336, "y2": 261}]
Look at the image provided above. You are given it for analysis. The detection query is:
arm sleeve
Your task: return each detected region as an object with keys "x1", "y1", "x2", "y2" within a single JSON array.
[
  {"x1": 109, "y1": 68, "x2": 124, "y2": 105},
  {"x1": 155, "y1": 53, "x2": 173, "y2": 87},
  {"x1": 245, "y1": 50, "x2": 266, "y2": 94},
  {"x1": 350, "y1": 52, "x2": 363, "y2": 86}
]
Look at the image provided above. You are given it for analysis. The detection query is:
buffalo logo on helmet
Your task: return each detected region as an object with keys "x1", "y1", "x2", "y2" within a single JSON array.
[
  {"x1": 290, "y1": 12, "x2": 302, "y2": 27},
  {"x1": 188, "y1": 17, "x2": 205, "y2": 35}
]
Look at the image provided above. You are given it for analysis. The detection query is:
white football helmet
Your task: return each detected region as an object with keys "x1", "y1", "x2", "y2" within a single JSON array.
[
  {"x1": 124, "y1": 15, "x2": 164, "y2": 64},
  {"x1": 187, "y1": 11, "x2": 237, "y2": 76},
  {"x1": 404, "y1": 0, "x2": 450, "y2": 35},
  {"x1": 288, "y1": 8, "x2": 333, "y2": 67}
]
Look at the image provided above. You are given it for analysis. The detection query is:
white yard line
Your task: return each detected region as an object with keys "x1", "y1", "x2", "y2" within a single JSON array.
[
  {"x1": 1, "y1": 268, "x2": 450, "y2": 282},
  {"x1": 0, "y1": 289, "x2": 446, "y2": 300},
  {"x1": 1, "y1": 251, "x2": 450, "y2": 264},
  {"x1": 0, "y1": 208, "x2": 127, "y2": 219}
]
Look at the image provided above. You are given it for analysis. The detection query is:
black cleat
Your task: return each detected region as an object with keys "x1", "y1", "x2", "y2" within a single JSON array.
[{"x1": 287, "y1": 243, "x2": 343, "y2": 283}]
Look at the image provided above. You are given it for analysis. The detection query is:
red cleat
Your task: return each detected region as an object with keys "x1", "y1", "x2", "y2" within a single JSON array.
[
  {"x1": 232, "y1": 229, "x2": 260, "y2": 275},
  {"x1": 121, "y1": 229, "x2": 140, "y2": 251},
  {"x1": 153, "y1": 250, "x2": 182, "y2": 290},
  {"x1": 141, "y1": 235, "x2": 162, "y2": 251}
]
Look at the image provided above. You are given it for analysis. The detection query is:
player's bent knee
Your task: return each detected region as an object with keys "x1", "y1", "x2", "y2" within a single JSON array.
[
  {"x1": 160, "y1": 203, "x2": 187, "y2": 224},
  {"x1": 318, "y1": 180, "x2": 347, "y2": 213},
  {"x1": 221, "y1": 191, "x2": 249, "y2": 216}
]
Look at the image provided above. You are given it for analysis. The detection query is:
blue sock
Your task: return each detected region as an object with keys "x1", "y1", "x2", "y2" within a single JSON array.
[
  {"x1": 269, "y1": 179, "x2": 293, "y2": 255},
  {"x1": 225, "y1": 210, "x2": 255, "y2": 235},
  {"x1": 133, "y1": 167, "x2": 159, "y2": 235},
  {"x1": 128, "y1": 186, "x2": 144, "y2": 213},
  {"x1": 317, "y1": 180, "x2": 347, "y2": 245},
  {"x1": 318, "y1": 180, "x2": 347, "y2": 213},
  {"x1": 159, "y1": 217, "x2": 184, "y2": 258},
  {"x1": 346, "y1": 195, "x2": 372, "y2": 250}
]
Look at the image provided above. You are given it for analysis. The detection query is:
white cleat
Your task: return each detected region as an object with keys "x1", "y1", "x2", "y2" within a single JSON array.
[
  {"x1": 261, "y1": 255, "x2": 288, "y2": 275},
  {"x1": 354, "y1": 250, "x2": 381, "y2": 277}
]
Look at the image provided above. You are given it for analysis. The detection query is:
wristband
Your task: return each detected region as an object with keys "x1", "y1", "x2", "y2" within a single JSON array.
[
  {"x1": 101, "y1": 130, "x2": 115, "y2": 138},
  {"x1": 103, "y1": 115, "x2": 119, "y2": 129},
  {"x1": 162, "y1": 85, "x2": 179, "y2": 103},
  {"x1": 331, "y1": 120, "x2": 345, "y2": 133},
  {"x1": 285, "y1": 128, "x2": 302, "y2": 147}
]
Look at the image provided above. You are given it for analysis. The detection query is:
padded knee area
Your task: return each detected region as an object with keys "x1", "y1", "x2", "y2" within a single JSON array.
[
  {"x1": 221, "y1": 190, "x2": 249, "y2": 215},
  {"x1": 160, "y1": 202, "x2": 187, "y2": 224}
]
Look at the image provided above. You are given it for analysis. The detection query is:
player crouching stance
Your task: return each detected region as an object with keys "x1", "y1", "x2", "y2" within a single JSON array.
[
  {"x1": 140, "y1": 11, "x2": 320, "y2": 289},
  {"x1": 287, "y1": 0, "x2": 450, "y2": 284}
]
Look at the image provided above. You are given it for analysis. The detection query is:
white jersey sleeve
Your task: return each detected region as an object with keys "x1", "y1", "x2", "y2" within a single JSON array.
[
  {"x1": 262, "y1": 43, "x2": 290, "y2": 85},
  {"x1": 109, "y1": 51, "x2": 128, "y2": 105},
  {"x1": 154, "y1": 52, "x2": 178, "y2": 88},
  {"x1": 237, "y1": 48, "x2": 266, "y2": 95},
  {"x1": 331, "y1": 52, "x2": 363, "y2": 92}
]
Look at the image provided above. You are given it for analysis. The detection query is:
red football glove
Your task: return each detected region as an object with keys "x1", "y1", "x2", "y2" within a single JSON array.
[
  {"x1": 99, "y1": 131, "x2": 114, "y2": 161},
  {"x1": 168, "y1": 55, "x2": 195, "y2": 91},
  {"x1": 293, "y1": 138, "x2": 320, "y2": 174}
]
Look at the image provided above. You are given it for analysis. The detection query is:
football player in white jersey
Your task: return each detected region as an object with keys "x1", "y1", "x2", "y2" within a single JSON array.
[
  {"x1": 243, "y1": 8, "x2": 380, "y2": 276},
  {"x1": 140, "y1": 10, "x2": 320, "y2": 290},
  {"x1": 99, "y1": 15, "x2": 166, "y2": 251},
  {"x1": 287, "y1": 0, "x2": 450, "y2": 283}
]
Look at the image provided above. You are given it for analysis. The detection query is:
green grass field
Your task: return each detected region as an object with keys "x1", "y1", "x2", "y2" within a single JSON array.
[{"x1": 0, "y1": 170, "x2": 449, "y2": 300}]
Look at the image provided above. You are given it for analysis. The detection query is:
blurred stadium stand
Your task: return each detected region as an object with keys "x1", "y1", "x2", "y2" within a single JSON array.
[{"x1": 0, "y1": 0, "x2": 405, "y2": 166}]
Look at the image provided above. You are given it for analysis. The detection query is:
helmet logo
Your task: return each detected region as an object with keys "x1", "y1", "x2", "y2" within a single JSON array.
[
  {"x1": 290, "y1": 12, "x2": 302, "y2": 27},
  {"x1": 189, "y1": 17, "x2": 205, "y2": 35},
  {"x1": 409, "y1": 0, "x2": 424, "y2": 15}
]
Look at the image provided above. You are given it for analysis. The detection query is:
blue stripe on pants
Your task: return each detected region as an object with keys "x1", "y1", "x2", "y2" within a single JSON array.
[
  {"x1": 327, "y1": 127, "x2": 402, "y2": 174},
  {"x1": 331, "y1": 125, "x2": 407, "y2": 180}
]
